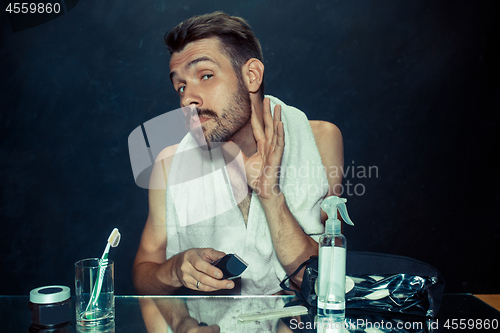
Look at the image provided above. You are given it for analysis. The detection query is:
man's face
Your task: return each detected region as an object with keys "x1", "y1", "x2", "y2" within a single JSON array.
[{"x1": 169, "y1": 38, "x2": 251, "y2": 147}]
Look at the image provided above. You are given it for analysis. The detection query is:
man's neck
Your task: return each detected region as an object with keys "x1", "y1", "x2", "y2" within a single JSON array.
[
  {"x1": 231, "y1": 94, "x2": 264, "y2": 158},
  {"x1": 230, "y1": 119, "x2": 257, "y2": 158}
]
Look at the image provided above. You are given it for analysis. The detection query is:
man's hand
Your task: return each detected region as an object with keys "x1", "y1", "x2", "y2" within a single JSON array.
[
  {"x1": 175, "y1": 317, "x2": 220, "y2": 333},
  {"x1": 168, "y1": 248, "x2": 235, "y2": 292},
  {"x1": 145, "y1": 298, "x2": 221, "y2": 333},
  {"x1": 244, "y1": 97, "x2": 284, "y2": 200}
]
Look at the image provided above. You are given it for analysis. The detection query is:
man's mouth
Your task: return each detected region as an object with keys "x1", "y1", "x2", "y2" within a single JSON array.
[
  {"x1": 198, "y1": 115, "x2": 211, "y2": 124},
  {"x1": 187, "y1": 107, "x2": 217, "y2": 129},
  {"x1": 189, "y1": 114, "x2": 211, "y2": 129}
]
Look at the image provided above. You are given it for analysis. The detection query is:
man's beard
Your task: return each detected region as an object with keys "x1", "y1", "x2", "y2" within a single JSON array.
[{"x1": 188, "y1": 78, "x2": 251, "y2": 149}]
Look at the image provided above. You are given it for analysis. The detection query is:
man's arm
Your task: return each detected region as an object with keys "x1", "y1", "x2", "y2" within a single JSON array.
[
  {"x1": 262, "y1": 121, "x2": 343, "y2": 286},
  {"x1": 132, "y1": 145, "x2": 180, "y2": 295},
  {"x1": 139, "y1": 297, "x2": 221, "y2": 333},
  {"x1": 310, "y1": 120, "x2": 344, "y2": 222},
  {"x1": 262, "y1": 122, "x2": 343, "y2": 284},
  {"x1": 132, "y1": 145, "x2": 234, "y2": 295},
  {"x1": 243, "y1": 98, "x2": 344, "y2": 286},
  {"x1": 132, "y1": 146, "x2": 230, "y2": 332}
]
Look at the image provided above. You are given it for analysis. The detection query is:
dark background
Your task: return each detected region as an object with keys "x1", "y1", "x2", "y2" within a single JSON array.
[{"x1": 1, "y1": 0, "x2": 499, "y2": 295}]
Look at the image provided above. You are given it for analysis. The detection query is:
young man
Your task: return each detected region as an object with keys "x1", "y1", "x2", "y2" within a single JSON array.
[{"x1": 133, "y1": 12, "x2": 343, "y2": 299}]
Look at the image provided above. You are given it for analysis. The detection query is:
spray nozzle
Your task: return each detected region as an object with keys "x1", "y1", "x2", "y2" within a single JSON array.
[{"x1": 321, "y1": 196, "x2": 354, "y2": 233}]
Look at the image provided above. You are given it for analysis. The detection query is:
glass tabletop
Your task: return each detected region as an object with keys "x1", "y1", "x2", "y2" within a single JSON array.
[{"x1": 1, "y1": 294, "x2": 499, "y2": 332}]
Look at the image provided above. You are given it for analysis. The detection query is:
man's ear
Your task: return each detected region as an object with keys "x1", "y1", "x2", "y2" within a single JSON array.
[{"x1": 242, "y1": 58, "x2": 264, "y2": 94}]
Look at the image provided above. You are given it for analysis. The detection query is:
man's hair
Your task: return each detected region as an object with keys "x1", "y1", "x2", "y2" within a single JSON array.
[{"x1": 164, "y1": 11, "x2": 264, "y2": 97}]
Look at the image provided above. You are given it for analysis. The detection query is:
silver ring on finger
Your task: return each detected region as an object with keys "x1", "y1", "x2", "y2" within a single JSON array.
[{"x1": 196, "y1": 281, "x2": 200, "y2": 289}]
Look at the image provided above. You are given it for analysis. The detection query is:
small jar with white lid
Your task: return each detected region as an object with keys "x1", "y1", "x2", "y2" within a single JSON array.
[{"x1": 29, "y1": 285, "x2": 71, "y2": 330}]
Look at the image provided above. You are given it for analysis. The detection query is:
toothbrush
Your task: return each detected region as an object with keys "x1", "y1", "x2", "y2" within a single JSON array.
[
  {"x1": 86, "y1": 228, "x2": 121, "y2": 312},
  {"x1": 237, "y1": 305, "x2": 308, "y2": 322}
]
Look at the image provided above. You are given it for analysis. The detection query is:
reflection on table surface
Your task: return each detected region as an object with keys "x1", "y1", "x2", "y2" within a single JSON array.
[{"x1": 1, "y1": 294, "x2": 499, "y2": 332}]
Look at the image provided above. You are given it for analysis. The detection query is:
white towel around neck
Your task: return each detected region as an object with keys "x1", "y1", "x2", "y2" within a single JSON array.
[{"x1": 165, "y1": 95, "x2": 328, "y2": 294}]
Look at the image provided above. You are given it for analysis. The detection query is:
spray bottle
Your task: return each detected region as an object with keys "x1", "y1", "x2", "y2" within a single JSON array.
[{"x1": 317, "y1": 197, "x2": 354, "y2": 322}]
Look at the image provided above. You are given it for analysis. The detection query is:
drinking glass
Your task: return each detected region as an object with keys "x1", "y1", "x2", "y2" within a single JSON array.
[{"x1": 75, "y1": 258, "x2": 115, "y2": 329}]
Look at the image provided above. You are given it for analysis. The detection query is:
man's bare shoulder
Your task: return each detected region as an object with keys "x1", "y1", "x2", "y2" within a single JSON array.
[
  {"x1": 156, "y1": 144, "x2": 180, "y2": 163},
  {"x1": 309, "y1": 120, "x2": 343, "y2": 151},
  {"x1": 148, "y1": 144, "x2": 180, "y2": 189},
  {"x1": 309, "y1": 121, "x2": 344, "y2": 200}
]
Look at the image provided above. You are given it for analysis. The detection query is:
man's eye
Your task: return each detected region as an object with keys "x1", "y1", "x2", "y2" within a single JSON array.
[
  {"x1": 201, "y1": 74, "x2": 213, "y2": 80},
  {"x1": 177, "y1": 86, "x2": 185, "y2": 94}
]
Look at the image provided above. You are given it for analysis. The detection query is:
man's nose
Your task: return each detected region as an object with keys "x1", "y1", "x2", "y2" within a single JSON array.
[{"x1": 181, "y1": 86, "x2": 203, "y2": 108}]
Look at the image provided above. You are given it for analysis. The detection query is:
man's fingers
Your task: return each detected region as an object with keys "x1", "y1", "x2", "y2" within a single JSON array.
[
  {"x1": 186, "y1": 249, "x2": 235, "y2": 291},
  {"x1": 189, "y1": 268, "x2": 235, "y2": 291},
  {"x1": 177, "y1": 317, "x2": 221, "y2": 333},
  {"x1": 273, "y1": 104, "x2": 281, "y2": 133},
  {"x1": 275, "y1": 121, "x2": 285, "y2": 157},
  {"x1": 198, "y1": 324, "x2": 221, "y2": 333},
  {"x1": 195, "y1": 275, "x2": 235, "y2": 292},
  {"x1": 263, "y1": 98, "x2": 274, "y2": 143},
  {"x1": 192, "y1": 250, "x2": 223, "y2": 278},
  {"x1": 192, "y1": 259, "x2": 217, "y2": 277},
  {"x1": 200, "y1": 248, "x2": 226, "y2": 263},
  {"x1": 250, "y1": 102, "x2": 265, "y2": 142},
  {"x1": 189, "y1": 276, "x2": 218, "y2": 292}
]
